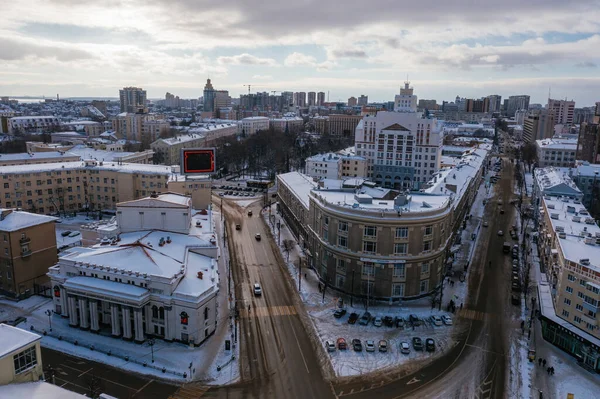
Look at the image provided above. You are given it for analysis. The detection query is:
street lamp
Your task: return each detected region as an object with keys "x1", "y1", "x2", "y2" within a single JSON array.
[
  {"x1": 148, "y1": 338, "x2": 155, "y2": 363},
  {"x1": 45, "y1": 309, "x2": 53, "y2": 332}
]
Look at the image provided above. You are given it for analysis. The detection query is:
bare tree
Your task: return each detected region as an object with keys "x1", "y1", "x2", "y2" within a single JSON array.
[{"x1": 283, "y1": 239, "x2": 295, "y2": 262}]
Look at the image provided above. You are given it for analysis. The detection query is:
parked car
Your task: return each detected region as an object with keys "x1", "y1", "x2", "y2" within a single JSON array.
[
  {"x1": 412, "y1": 337, "x2": 423, "y2": 351},
  {"x1": 400, "y1": 341, "x2": 410, "y2": 354},
  {"x1": 378, "y1": 340, "x2": 388, "y2": 352},
  {"x1": 352, "y1": 339, "x2": 363, "y2": 352},
  {"x1": 68, "y1": 231, "x2": 80, "y2": 237},
  {"x1": 426, "y1": 338, "x2": 436, "y2": 352},
  {"x1": 255, "y1": 233, "x2": 261, "y2": 241},
  {"x1": 430, "y1": 315, "x2": 443, "y2": 326},
  {"x1": 219, "y1": 192, "x2": 225, "y2": 197},
  {"x1": 365, "y1": 340, "x2": 375, "y2": 352},
  {"x1": 235, "y1": 224, "x2": 241, "y2": 230},
  {"x1": 359, "y1": 312, "x2": 372, "y2": 326},
  {"x1": 61, "y1": 231, "x2": 72, "y2": 237},
  {"x1": 373, "y1": 316, "x2": 383, "y2": 327},
  {"x1": 248, "y1": 210, "x2": 253, "y2": 217},
  {"x1": 483, "y1": 221, "x2": 489, "y2": 227},
  {"x1": 253, "y1": 283, "x2": 262, "y2": 296},
  {"x1": 383, "y1": 316, "x2": 394, "y2": 327},
  {"x1": 325, "y1": 340, "x2": 336, "y2": 352},
  {"x1": 395, "y1": 316, "x2": 405, "y2": 329},
  {"x1": 337, "y1": 338, "x2": 347, "y2": 350},
  {"x1": 348, "y1": 313, "x2": 359, "y2": 324},
  {"x1": 333, "y1": 308, "x2": 347, "y2": 319},
  {"x1": 498, "y1": 230, "x2": 504, "y2": 236},
  {"x1": 409, "y1": 314, "x2": 422, "y2": 326},
  {"x1": 441, "y1": 315, "x2": 453, "y2": 325}
]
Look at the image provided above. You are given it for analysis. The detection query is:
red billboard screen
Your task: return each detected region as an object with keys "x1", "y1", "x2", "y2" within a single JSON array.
[{"x1": 181, "y1": 148, "x2": 216, "y2": 174}]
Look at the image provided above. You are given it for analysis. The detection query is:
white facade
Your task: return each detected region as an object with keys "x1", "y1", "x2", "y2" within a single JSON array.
[
  {"x1": 239, "y1": 117, "x2": 269, "y2": 135},
  {"x1": 394, "y1": 81, "x2": 417, "y2": 112},
  {"x1": 269, "y1": 116, "x2": 304, "y2": 132},
  {"x1": 48, "y1": 193, "x2": 220, "y2": 346},
  {"x1": 536, "y1": 138, "x2": 577, "y2": 168},
  {"x1": 305, "y1": 153, "x2": 342, "y2": 180},
  {"x1": 355, "y1": 107, "x2": 442, "y2": 189}
]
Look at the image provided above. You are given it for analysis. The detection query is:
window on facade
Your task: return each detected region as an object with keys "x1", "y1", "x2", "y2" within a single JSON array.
[
  {"x1": 393, "y1": 263, "x2": 405, "y2": 278},
  {"x1": 13, "y1": 346, "x2": 37, "y2": 374},
  {"x1": 565, "y1": 286, "x2": 573, "y2": 294},
  {"x1": 363, "y1": 241, "x2": 377, "y2": 253},
  {"x1": 204, "y1": 307, "x2": 209, "y2": 320},
  {"x1": 338, "y1": 236, "x2": 347, "y2": 248},
  {"x1": 394, "y1": 243, "x2": 407, "y2": 255},
  {"x1": 338, "y1": 221, "x2": 348, "y2": 232},
  {"x1": 576, "y1": 304, "x2": 584, "y2": 311},
  {"x1": 362, "y1": 263, "x2": 375, "y2": 277},
  {"x1": 424, "y1": 225, "x2": 433, "y2": 236},
  {"x1": 337, "y1": 259, "x2": 346, "y2": 273},
  {"x1": 322, "y1": 228, "x2": 328, "y2": 241},
  {"x1": 395, "y1": 227, "x2": 408, "y2": 239},
  {"x1": 421, "y1": 262, "x2": 430, "y2": 275},
  {"x1": 180, "y1": 312, "x2": 189, "y2": 325},
  {"x1": 563, "y1": 298, "x2": 571, "y2": 305},
  {"x1": 420, "y1": 280, "x2": 429, "y2": 293},
  {"x1": 562, "y1": 309, "x2": 570, "y2": 317},
  {"x1": 567, "y1": 274, "x2": 576, "y2": 282},
  {"x1": 423, "y1": 240, "x2": 432, "y2": 252},
  {"x1": 364, "y1": 226, "x2": 377, "y2": 237},
  {"x1": 392, "y1": 283, "x2": 405, "y2": 297}
]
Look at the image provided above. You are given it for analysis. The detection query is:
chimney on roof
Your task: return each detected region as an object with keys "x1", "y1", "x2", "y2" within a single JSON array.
[{"x1": 150, "y1": 191, "x2": 158, "y2": 198}]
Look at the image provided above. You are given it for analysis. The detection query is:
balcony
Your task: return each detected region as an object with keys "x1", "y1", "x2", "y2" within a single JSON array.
[
  {"x1": 583, "y1": 301, "x2": 599, "y2": 313},
  {"x1": 20, "y1": 236, "x2": 31, "y2": 244},
  {"x1": 21, "y1": 249, "x2": 32, "y2": 258}
]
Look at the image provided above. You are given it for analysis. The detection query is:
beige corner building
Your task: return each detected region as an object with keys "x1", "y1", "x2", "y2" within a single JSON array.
[{"x1": 0, "y1": 324, "x2": 43, "y2": 385}]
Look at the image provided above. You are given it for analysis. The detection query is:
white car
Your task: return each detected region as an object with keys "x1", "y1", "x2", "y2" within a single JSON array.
[
  {"x1": 441, "y1": 315, "x2": 453, "y2": 325},
  {"x1": 365, "y1": 340, "x2": 376, "y2": 352},
  {"x1": 430, "y1": 315, "x2": 443, "y2": 326},
  {"x1": 400, "y1": 341, "x2": 410, "y2": 354},
  {"x1": 483, "y1": 221, "x2": 488, "y2": 227},
  {"x1": 498, "y1": 230, "x2": 504, "y2": 236},
  {"x1": 325, "y1": 340, "x2": 336, "y2": 352},
  {"x1": 373, "y1": 317, "x2": 383, "y2": 327},
  {"x1": 253, "y1": 283, "x2": 262, "y2": 296}
]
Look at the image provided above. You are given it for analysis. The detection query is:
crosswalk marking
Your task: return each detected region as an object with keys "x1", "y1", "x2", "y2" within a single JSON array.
[
  {"x1": 169, "y1": 384, "x2": 208, "y2": 399},
  {"x1": 457, "y1": 308, "x2": 487, "y2": 321},
  {"x1": 242, "y1": 305, "x2": 297, "y2": 318}
]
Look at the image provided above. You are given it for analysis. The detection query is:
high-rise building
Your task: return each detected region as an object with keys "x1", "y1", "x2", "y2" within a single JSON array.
[
  {"x1": 203, "y1": 79, "x2": 216, "y2": 113},
  {"x1": 307, "y1": 92, "x2": 316, "y2": 107},
  {"x1": 417, "y1": 99, "x2": 438, "y2": 111},
  {"x1": 523, "y1": 109, "x2": 554, "y2": 143},
  {"x1": 282, "y1": 92, "x2": 294, "y2": 110},
  {"x1": 547, "y1": 98, "x2": 575, "y2": 125},
  {"x1": 214, "y1": 90, "x2": 231, "y2": 109},
  {"x1": 393, "y1": 81, "x2": 417, "y2": 112},
  {"x1": 487, "y1": 94, "x2": 502, "y2": 113},
  {"x1": 506, "y1": 95, "x2": 530, "y2": 118},
  {"x1": 317, "y1": 92, "x2": 325, "y2": 106},
  {"x1": 576, "y1": 122, "x2": 600, "y2": 163},
  {"x1": 294, "y1": 92, "x2": 306, "y2": 107},
  {"x1": 357, "y1": 95, "x2": 368, "y2": 106},
  {"x1": 348, "y1": 97, "x2": 357, "y2": 107},
  {"x1": 119, "y1": 87, "x2": 147, "y2": 113}
]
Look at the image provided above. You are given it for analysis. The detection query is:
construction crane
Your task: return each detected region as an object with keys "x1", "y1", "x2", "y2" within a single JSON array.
[{"x1": 243, "y1": 84, "x2": 266, "y2": 95}]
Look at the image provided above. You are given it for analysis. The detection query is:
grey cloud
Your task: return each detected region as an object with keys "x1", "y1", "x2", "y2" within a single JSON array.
[
  {"x1": 217, "y1": 53, "x2": 278, "y2": 66},
  {"x1": 18, "y1": 22, "x2": 154, "y2": 45},
  {"x1": 331, "y1": 49, "x2": 368, "y2": 59},
  {"x1": 575, "y1": 61, "x2": 597, "y2": 68},
  {"x1": 0, "y1": 38, "x2": 94, "y2": 61}
]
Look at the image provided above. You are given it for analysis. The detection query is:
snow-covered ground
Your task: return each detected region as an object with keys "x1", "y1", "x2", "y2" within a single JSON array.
[
  {"x1": 259, "y1": 176, "x2": 492, "y2": 378},
  {"x1": 55, "y1": 228, "x2": 82, "y2": 250}
]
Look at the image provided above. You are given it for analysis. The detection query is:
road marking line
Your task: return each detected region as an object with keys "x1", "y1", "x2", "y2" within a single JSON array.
[
  {"x1": 406, "y1": 377, "x2": 421, "y2": 385},
  {"x1": 77, "y1": 367, "x2": 93, "y2": 378},
  {"x1": 135, "y1": 379, "x2": 154, "y2": 394},
  {"x1": 288, "y1": 319, "x2": 310, "y2": 374}
]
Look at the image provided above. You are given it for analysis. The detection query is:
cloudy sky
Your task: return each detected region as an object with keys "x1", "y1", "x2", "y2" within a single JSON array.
[{"x1": 2, "y1": 0, "x2": 600, "y2": 105}]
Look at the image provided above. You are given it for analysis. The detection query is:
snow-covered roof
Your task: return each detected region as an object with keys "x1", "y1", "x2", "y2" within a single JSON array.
[
  {"x1": 534, "y1": 167, "x2": 581, "y2": 195},
  {"x1": 0, "y1": 209, "x2": 57, "y2": 232},
  {"x1": 118, "y1": 192, "x2": 190, "y2": 208},
  {"x1": 64, "y1": 276, "x2": 150, "y2": 301},
  {"x1": 67, "y1": 144, "x2": 136, "y2": 162},
  {"x1": 0, "y1": 381, "x2": 86, "y2": 399},
  {"x1": 241, "y1": 116, "x2": 269, "y2": 121},
  {"x1": 277, "y1": 172, "x2": 318, "y2": 209},
  {"x1": 306, "y1": 153, "x2": 340, "y2": 163},
  {"x1": 536, "y1": 138, "x2": 577, "y2": 151},
  {"x1": 173, "y1": 252, "x2": 217, "y2": 296},
  {"x1": 0, "y1": 151, "x2": 77, "y2": 161},
  {"x1": 0, "y1": 324, "x2": 41, "y2": 357},
  {"x1": 0, "y1": 161, "x2": 173, "y2": 176},
  {"x1": 542, "y1": 195, "x2": 600, "y2": 272}
]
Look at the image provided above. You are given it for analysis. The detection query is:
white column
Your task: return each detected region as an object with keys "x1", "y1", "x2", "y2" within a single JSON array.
[
  {"x1": 164, "y1": 306, "x2": 173, "y2": 341},
  {"x1": 59, "y1": 288, "x2": 68, "y2": 317},
  {"x1": 78, "y1": 297, "x2": 89, "y2": 329},
  {"x1": 68, "y1": 295, "x2": 78, "y2": 326},
  {"x1": 134, "y1": 308, "x2": 144, "y2": 342},
  {"x1": 89, "y1": 300, "x2": 100, "y2": 332},
  {"x1": 111, "y1": 304, "x2": 121, "y2": 337},
  {"x1": 122, "y1": 306, "x2": 132, "y2": 339},
  {"x1": 144, "y1": 305, "x2": 153, "y2": 335}
]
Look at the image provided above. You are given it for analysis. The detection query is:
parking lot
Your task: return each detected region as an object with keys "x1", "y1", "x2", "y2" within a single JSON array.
[
  {"x1": 310, "y1": 306, "x2": 463, "y2": 377},
  {"x1": 213, "y1": 184, "x2": 264, "y2": 198}
]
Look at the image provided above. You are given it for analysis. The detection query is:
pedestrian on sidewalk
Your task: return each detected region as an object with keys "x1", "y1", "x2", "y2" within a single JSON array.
[
  {"x1": 546, "y1": 367, "x2": 551, "y2": 375},
  {"x1": 460, "y1": 303, "x2": 463, "y2": 310},
  {"x1": 542, "y1": 359, "x2": 547, "y2": 367},
  {"x1": 538, "y1": 358, "x2": 542, "y2": 366},
  {"x1": 551, "y1": 367, "x2": 555, "y2": 375}
]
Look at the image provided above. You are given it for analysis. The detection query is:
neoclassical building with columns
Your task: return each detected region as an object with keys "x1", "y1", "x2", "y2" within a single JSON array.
[{"x1": 48, "y1": 192, "x2": 220, "y2": 345}]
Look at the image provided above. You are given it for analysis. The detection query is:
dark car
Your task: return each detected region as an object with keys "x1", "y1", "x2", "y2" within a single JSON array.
[
  {"x1": 409, "y1": 314, "x2": 422, "y2": 326},
  {"x1": 333, "y1": 308, "x2": 347, "y2": 319},
  {"x1": 352, "y1": 339, "x2": 363, "y2": 352},
  {"x1": 425, "y1": 338, "x2": 436, "y2": 352},
  {"x1": 395, "y1": 316, "x2": 405, "y2": 329},
  {"x1": 412, "y1": 337, "x2": 423, "y2": 351},
  {"x1": 347, "y1": 312, "x2": 359, "y2": 324},
  {"x1": 383, "y1": 316, "x2": 394, "y2": 327},
  {"x1": 61, "y1": 231, "x2": 72, "y2": 237},
  {"x1": 359, "y1": 312, "x2": 372, "y2": 325}
]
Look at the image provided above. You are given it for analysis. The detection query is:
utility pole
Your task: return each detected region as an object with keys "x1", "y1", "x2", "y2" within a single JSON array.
[
  {"x1": 350, "y1": 270, "x2": 355, "y2": 307},
  {"x1": 298, "y1": 258, "x2": 302, "y2": 291}
]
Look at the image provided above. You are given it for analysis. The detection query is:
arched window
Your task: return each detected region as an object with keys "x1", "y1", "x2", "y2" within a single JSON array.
[
  {"x1": 204, "y1": 307, "x2": 209, "y2": 320},
  {"x1": 180, "y1": 311, "x2": 188, "y2": 325},
  {"x1": 159, "y1": 307, "x2": 165, "y2": 319},
  {"x1": 53, "y1": 286, "x2": 61, "y2": 298},
  {"x1": 152, "y1": 305, "x2": 158, "y2": 318}
]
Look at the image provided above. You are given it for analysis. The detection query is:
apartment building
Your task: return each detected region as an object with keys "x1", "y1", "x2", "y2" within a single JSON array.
[
  {"x1": 277, "y1": 146, "x2": 487, "y2": 300},
  {"x1": 119, "y1": 87, "x2": 147, "y2": 113},
  {"x1": 534, "y1": 168, "x2": 600, "y2": 371},
  {"x1": 548, "y1": 98, "x2": 575, "y2": 125},
  {"x1": 341, "y1": 156, "x2": 368, "y2": 178},
  {"x1": 523, "y1": 110, "x2": 555, "y2": 143},
  {"x1": 576, "y1": 122, "x2": 600, "y2": 164},
  {"x1": 0, "y1": 209, "x2": 58, "y2": 299},
  {"x1": 536, "y1": 138, "x2": 577, "y2": 168},
  {"x1": 355, "y1": 110, "x2": 443, "y2": 190},
  {"x1": 142, "y1": 120, "x2": 171, "y2": 142},
  {"x1": 9, "y1": 116, "x2": 60, "y2": 134},
  {"x1": 0, "y1": 325, "x2": 43, "y2": 385},
  {"x1": 305, "y1": 153, "x2": 343, "y2": 180},
  {"x1": 269, "y1": 115, "x2": 304, "y2": 133},
  {"x1": 317, "y1": 92, "x2": 325, "y2": 107},
  {"x1": 151, "y1": 123, "x2": 238, "y2": 166},
  {"x1": 308, "y1": 92, "x2": 316, "y2": 107},
  {"x1": 48, "y1": 193, "x2": 219, "y2": 346},
  {"x1": 239, "y1": 116, "x2": 269, "y2": 136},
  {"x1": 0, "y1": 160, "x2": 172, "y2": 214},
  {"x1": 329, "y1": 114, "x2": 363, "y2": 137}
]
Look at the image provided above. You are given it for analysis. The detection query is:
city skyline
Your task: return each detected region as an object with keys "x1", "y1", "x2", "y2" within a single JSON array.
[{"x1": 1, "y1": 1, "x2": 600, "y2": 105}]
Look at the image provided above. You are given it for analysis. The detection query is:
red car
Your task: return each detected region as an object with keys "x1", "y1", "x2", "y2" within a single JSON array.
[{"x1": 337, "y1": 338, "x2": 347, "y2": 350}]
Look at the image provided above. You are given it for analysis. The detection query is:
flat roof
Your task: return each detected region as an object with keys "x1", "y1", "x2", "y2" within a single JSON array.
[
  {"x1": 0, "y1": 324, "x2": 41, "y2": 358},
  {"x1": 0, "y1": 151, "x2": 77, "y2": 161},
  {"x1": 277, "y1": 172, "x2": 318, "y2": 209},
  {"x1": 0, "y1": 381, "x2": 86, "y2": 399},
  {"x1": 0, "y1": 209, "x2": 57, "y2": 232},
  {"x1": 0, "y1": 161, "x2": 173, "y2": 175},
  {"x1": 536, "y1": 138, "x2": 577, "y2": 150},
  {"x1": 64, "y1": 276, "x2": 149, "y2": 301}
]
